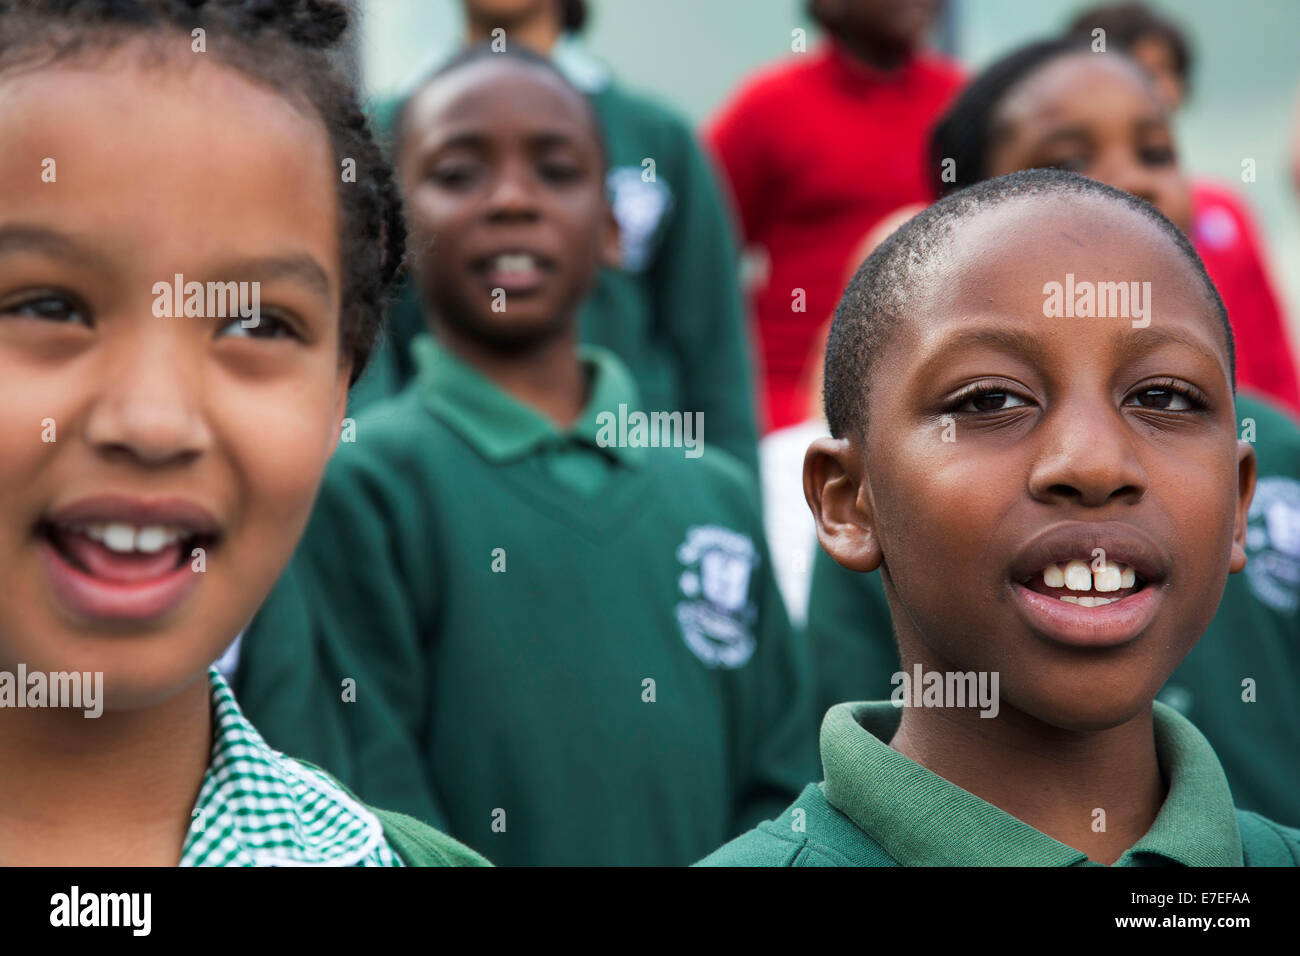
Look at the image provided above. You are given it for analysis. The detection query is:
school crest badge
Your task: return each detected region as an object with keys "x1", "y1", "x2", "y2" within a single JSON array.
[
  {"x1": 675, "y1": 525, "x2": 759, "y2": 668},
  {"x1": 1244, "y1": 476, "x2": 1300, "y2": 613},
  {"x1": 607, "y1": 166, "x2": 673, "y2": 272}
]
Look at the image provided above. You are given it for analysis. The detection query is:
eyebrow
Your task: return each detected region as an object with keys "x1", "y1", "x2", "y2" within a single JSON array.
[
  {"x1": 431, "y1": 129, "x2": 585, "y2": 153},
  {"x1": 1114, "y1": 325, "x2": 1226, "y2": 369},
  {"x1": 0, "y1": 223, "x2": 116, "y2": 271},
  {"x1": 205, "y1": 254, "x2": 335, "y2": 306},
  {"x1": 916, "y1": 321, "x2": 1228, "y2": 378},
  {"x1": 917, "y1": 326, "x2": 1049, "y2": 371},
  {"x1": 0, "y1": 224, "x2": 333, "y2": 306}
]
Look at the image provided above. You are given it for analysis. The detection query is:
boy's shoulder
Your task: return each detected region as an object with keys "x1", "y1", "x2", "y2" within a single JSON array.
[
  {"x1": 330, "y1": 385, "x2": 466, "y2": 477},
  {"x1": 696, "y1": 783, "x2": 899, "y2": 867},
  {"x1": 640, "y1": 439, "x2": 764, "y2": 526},
  {"x1": 1236, "y1": 810, "x2": 1300, "y2": 866}
]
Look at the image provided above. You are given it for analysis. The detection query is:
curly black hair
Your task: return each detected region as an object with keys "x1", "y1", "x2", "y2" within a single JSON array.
[
  {"x1": 0, "y1": 0, "x2": 405, "y2": 385},
  {"x1": 823, "y1": 169, "x2": 1234, "y2": 440}
]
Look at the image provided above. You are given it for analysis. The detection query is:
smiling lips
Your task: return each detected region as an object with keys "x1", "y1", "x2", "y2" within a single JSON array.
[
  {"x1": 38, "y1": 498, "x2": 219, "y2": 624},
  {"x1": 475, "y1": 250, "x2": 553, "y2": 294},
  {"x1": 1008, "y1": 523, "x2": 1169, "y2": 648},
  {"x1": 1029, "y1": 558, "x2": 1141, "y2": 606}
]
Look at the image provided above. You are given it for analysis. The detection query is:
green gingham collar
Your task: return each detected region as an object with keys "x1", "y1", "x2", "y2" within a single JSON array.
[{"x1": 180, "y1": 668, "x2": 403, "y2": 867}]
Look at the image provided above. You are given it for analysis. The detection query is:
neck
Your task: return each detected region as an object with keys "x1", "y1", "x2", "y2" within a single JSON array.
[
  {"x1": 832, "y1": 35, "x2": 913, "y2": 72},
  {"x1": 465, "y1": 9, "x2": 561, "y2": 55},
  {"x1": 438, "y1": 323, "x2": 588, "y2": 428},
  {"x1": 888, "y1": 650, "x2": 1164, "y2": 865},
  {"x1": 0, "y1": 671, "x2": 212, "y2": 865}
]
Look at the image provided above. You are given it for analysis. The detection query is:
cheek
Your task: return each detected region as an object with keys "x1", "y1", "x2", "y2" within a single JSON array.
[
  {"x1": 872, "y1": 427, "x2": 1014, "y2": 603},
  {"x1": 1162, "y1": 440, "x2": 1240, "y2": 574},
  {"x1": 0, "y1": 354, "x2": 76, "y2": 536},
  {"x1": 213, "y1": 372, "x2": 340, "y2": 571}
]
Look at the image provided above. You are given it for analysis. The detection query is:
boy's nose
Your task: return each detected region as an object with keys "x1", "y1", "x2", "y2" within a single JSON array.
[
  {"x1": 1027, "y1": 402, "x2": 1148, "y2": 508},
  {"x1": 81, "y1": 332, "x2": 213, "y2": 467},
  {"x1": 485, "y1": 162, "x2": 541, "y2": 220}
]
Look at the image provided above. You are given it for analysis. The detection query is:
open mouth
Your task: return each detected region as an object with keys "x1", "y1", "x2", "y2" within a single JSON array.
[
  {"x1": 1018, "y1": 559, "x2": 1147, "y2": 607},
  {"x1": 470, "y1": 250, "x2": 555, "y2": 294},
  {"x1": 1007, "y1": 523, "x2": 1169, "y2": 648},
  {"x1": 40, "y1": 521, "x2": 215, "y2": 582},
  {"x1": 36, "y1": 499, "x2": 221, "y2": 624}
]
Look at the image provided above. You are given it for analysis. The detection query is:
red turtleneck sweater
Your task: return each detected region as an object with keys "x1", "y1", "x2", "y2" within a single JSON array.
[{"x1": 707, "y1": 42, "x2": 963, "y2": 430}]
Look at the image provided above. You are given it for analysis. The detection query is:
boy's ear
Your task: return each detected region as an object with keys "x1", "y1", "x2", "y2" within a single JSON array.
[
  {"x1": 1228, "y1": 439, "x2": 1258, "y2": 574},
  {"x1": 804, "y1": 436, "x2": 882, "y2": 572},
  {"x1": 598, "y1": 199, "x2": 622, "y2": 269}
]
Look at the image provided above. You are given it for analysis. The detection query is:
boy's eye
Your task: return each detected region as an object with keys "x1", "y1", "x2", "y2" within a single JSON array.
[
  {"x1": 429, "y1": 162, "x2": 481, "y2": 188},
  {"x1": 951, "y1": 388, "x2": 1030, "y2": 413},
  {"x1": 1140, "y1": 145, "x2": 1177, "y2": 166},
  {"x1": 216, "y1": 314, "x2": 298, "y2": 341},
  {"x1": 1127, "y1": 386, "x2": 1195, "y2": 411},
  {"x1": 0, "y1": 292, "x2": 91, "y2": 326},
  {"x1": 539, "y1": 160, "x2": 583, "y2": 184}
]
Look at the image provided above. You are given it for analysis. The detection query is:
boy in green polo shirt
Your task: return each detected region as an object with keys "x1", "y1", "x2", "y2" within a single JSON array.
[
  {"x1": 236, "y1": 45, "x2": 817, "y2": 866},
  {"x1": 350, "y1": 0, "x2": 760, "y2": 475},
  {"x1": 807, "y1": 388, "x2": 1300, "y2": 828},
  {"x1": 701, "y1": 169, "x2": 1300, "y2": 866},
  {"x1": 803, "y1": 37, "x2": 1300, "y2": 829}
]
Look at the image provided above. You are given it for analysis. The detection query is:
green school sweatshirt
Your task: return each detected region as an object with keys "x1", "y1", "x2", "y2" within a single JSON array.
[
  {"x1": 236, "y1": 337, "x2": 817, "y2": 866},
  {"x1": 698, "y1": 700, "x2": 1300, "y2": 866},
  {"x1": 805, "y1": 389, "x2": 1300, "y2": 827},
  {"x1": 351, "y1": 43, "x2": 760, "y2": 474}
]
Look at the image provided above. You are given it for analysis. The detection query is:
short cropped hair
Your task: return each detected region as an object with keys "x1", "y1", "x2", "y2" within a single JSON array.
[
  {"x1": 823, "y1": 168, "x2": 1234, "y2": 440},
  {"x1": 392, "y1": 42, "x2": 606, "y2": 170}
]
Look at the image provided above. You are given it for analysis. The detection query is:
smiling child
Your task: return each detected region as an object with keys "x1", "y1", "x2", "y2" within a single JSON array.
[
  {"x1": 0, "y1": 0, "x2": 486, "y2": 866},
  {"x1": 702, "y1": 168, "x2": 1300, "y2": 866},
  {"x1": 235, "y1": 44, "x2": 817, "y2": 866},
  {"x1": 808, "y1": 38, "x2": 1300, "y2": 828}
]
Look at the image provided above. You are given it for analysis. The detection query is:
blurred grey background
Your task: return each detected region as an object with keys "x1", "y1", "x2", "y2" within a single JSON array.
[{"x1": 357, "y1": 0, "x2": 1300, "y2": 331}]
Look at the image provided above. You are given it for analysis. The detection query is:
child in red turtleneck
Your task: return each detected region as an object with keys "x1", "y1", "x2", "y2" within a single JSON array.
[{"x1": 707, "y1": 0, "x2": 962, "y2": 432}]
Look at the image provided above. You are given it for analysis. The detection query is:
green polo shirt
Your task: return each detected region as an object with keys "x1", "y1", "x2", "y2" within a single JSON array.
[
  {"x1": 236, "y1": 337, "x2": 817, "y2": 866},
  {"x1": 699, "y1": 700, "x2": 1300, "y2": 866},
  {"x1": 350, "y1": 37, "x2": 760, "y2": 475},
  {"x1": 806, "y1": 389, "x2": 1300, "y2": 826}
]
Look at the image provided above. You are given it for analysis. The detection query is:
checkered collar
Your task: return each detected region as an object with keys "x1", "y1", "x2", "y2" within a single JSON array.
[{"x1": 180, "y1": 668, "x2": 402, "y2": 867}]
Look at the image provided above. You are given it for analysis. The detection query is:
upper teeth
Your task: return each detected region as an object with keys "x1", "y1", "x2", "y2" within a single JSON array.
[
  {"x1": 73, "y1": 523, "x2": 185, "y2": 555},
  {"x1": 1043, "y1": 559, "x2": 1138, "y2": 593},
  {"x1": 494, "y1": 253, "x2": 536, "y2": 274}
]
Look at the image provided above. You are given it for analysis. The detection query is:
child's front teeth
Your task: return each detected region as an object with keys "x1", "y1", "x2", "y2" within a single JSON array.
[
  {"x1": 1093, "y1": 561, "x2": 1122, "y2": 591},
  {"x1": 1063, "y1": 560, "x2": 1092, "y2": 591},
  {"x1": 1041, "y1": 559, "x2": 1137, "y2": 604},
  {"x1": 82, "y1": 522, "x2": 182, "y2": 554},
  {"x1": 496, "y1": 253, "x2": 535, "y2": 274}
]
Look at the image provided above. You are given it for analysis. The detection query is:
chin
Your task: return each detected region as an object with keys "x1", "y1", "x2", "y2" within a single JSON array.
[{"x1": 1009, "y1": 683, "x2": 1164, "y2": 734}]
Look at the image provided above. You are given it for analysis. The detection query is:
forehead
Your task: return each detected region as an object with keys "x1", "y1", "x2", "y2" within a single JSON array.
[
  {"x1": 889, "y1": 194, "x2": 1226, "y2": 373},
  {"x1": 996, "y1": 52, "x2": 1158, "y2": 125},
  {"x1": 0, "y1": 52, "x2": 339, "y2": 275},
  {"x1": 404, "y1": 59, "x2": 598, "y2": 149}
]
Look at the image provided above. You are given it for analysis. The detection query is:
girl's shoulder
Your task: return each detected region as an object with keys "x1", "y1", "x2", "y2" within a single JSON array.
[{"x1": 368, "y1": 807, "x2": 493, "y2": 868}]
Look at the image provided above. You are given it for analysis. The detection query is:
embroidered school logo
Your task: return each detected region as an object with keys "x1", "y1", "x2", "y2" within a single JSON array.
[
  {"x1": 607, "y1": 166, "x2": 673, "y2": 272},
  {"x1": 674, "y1": 525, "x2": 759, "y2": 668},
  {"x1": 1244, "y1": 476, "x2": 1300, "y2": 613}
]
